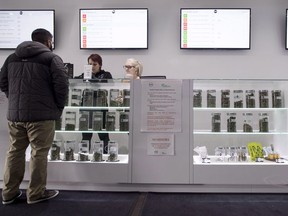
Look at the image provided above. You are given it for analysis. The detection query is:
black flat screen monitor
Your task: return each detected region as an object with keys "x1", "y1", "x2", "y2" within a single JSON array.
[
  {"x1": 180, "y1": 8, "x2": 251, "y2": 49},
  {"x1": 140, "y1": 76, "x2": 166, "y2": 79},
  {"x1": 80, "y1": 8, "x2": 148, "y2": 49},
  {"x1": 0, "y1": 10, "x2": 55, "y2": 49}
]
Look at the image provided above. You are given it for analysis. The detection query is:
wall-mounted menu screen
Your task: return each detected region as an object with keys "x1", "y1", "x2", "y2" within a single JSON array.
[
  {"x1": 0, "y1": 10, "x2": 55, "y2": 49},
  {"x1": 80, "y1": 8, "x2": 148, "y2": 49},
  {"x1": 181, "y1": 8, "x2": 251, "y2": 49}
]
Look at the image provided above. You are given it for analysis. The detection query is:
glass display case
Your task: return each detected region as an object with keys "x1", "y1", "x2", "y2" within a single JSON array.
[
  {"x1": 192, "y1": 79, "x2": 288, "y2": 184},
  {"x1": 51, "y1": 79, "x2": 130, "y2": 164}
]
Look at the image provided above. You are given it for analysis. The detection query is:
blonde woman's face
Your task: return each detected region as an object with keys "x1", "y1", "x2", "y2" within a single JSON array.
[{"x1": 124, "y1": 60, "x2": 138, "y2": 79}]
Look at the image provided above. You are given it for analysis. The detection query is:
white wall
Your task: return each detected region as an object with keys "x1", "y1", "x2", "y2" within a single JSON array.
[{"x1": 1, "y1": 0, "x2": 288, "y2": 79}]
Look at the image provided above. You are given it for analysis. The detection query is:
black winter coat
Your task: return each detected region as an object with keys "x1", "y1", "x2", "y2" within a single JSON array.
[{"x1": 0, "y1": 41, "x2": 69, "y2": 122}]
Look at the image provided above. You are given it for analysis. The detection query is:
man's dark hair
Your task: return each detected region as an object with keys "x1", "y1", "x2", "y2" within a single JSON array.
[{"x1": 31, "y1": 28, "x2": 52, "y2": 44}]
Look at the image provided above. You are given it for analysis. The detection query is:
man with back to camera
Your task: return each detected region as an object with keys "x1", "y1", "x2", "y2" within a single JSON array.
[{"x1": 0, "y1": 28, "x2": 69, "y2": 204}]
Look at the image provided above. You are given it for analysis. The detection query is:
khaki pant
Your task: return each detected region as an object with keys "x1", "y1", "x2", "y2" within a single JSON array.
[{"x1": 2, "y1": 120, "x2": 55, "y2": 202}]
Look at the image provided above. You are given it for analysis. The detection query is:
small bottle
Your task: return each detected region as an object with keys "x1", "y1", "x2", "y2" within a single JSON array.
[
  {"x1": 119, "y1": 112, "x2": 129, "y2": 131},
  {"x1": 50, "y1": 140, "x2": 62, "y2": 161},
  {"x1": 227, "y1": 146, "x2": 237, "y2": 162},
  {"x1": 245, "y1": 90, "x2": 255, "y2": 108},
  {"x1": 94, "y1": 89, "x2": 108, "y2": 107},
  {"x1": 82, "y1": 89, "x2": 94, "y2": 106},
  {"x1": 79, "y1": 111, "x2": 89, "y2": 131},
  {"x1": 243, "y1": 112, "x2": 253, "y2": 132},
  {"x1": 63, "y1": 140, "x2": 76, "y2": 161},
  {"x1": 259, "y1": 113, "x2": 269, "y2": 132},
  {"x1": 110, "y1": 89, "x2": 121, "y2": 107},
  {"x1": 108, "y1": 141, "x2": 118, "y2": 162},
  {"x1": 259, "y1": 90, "x2": 269, "y2": 108},
  {"x1": 92, "y1": 111, "x2": 103, "y2": 131},
  {"x1": 272, "y1": 90, "x2": 282, "y2": 108},
  {"x1": 65, "y1": 111, "x2": 76, "y2": 131},
  {"x1": 233, "y1": 90, "x2": 243, "y2": 108},
  {"x1": 238, "y1": 146, "x2": 248, "y2": 162},
  {"x1": 215, "y1": 146, "x2": 225, "y2": 162},
  {"x1": 227, "y1": 113, "x2": 237, "y2": 132},
  {"x1": 105, "y1": 112, "x2": 116, "y2": 131},
  {"x1": 71, "y1": 88, "x2": 82, "y2": 106},
  {"x1": 221, "y1": 90, "x2": 230, "y2": 108},
  {"x1": 193, "y1": 89, "x2": 202, "y2": 107},
  {"x1": 77, "y1": 140, "x2": 89, "y2": 161},
  {"x1": 211, "y1": 113, "x2": 221, "y2": 132},
  {"x1": 122, "y1": 89, "x2": 130, "y2": 107},
  {"x1": 207, "y1": 90, "x2": 216, "y2": 108},
  {"x1": 91, "y1": 141, "x2": 104, "y2": 162}
]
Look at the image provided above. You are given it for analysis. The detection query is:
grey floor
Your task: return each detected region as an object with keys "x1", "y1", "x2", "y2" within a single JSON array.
[{"x1": 1, "y1": 190, "x2": 288, "y2": 216}]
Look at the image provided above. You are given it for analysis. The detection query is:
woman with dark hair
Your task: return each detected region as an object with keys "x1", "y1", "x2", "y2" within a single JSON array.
[{"x1": 75, "y1": 54, "x2": 112, "y2": 80}]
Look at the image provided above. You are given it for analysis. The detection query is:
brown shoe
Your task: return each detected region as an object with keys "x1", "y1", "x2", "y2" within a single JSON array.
[
  {"x1": 27, "y1": 190, "x2": 59, "y2": 204},
  {"x1": 2, "y1": 190, "x2": 22, "y2": 205}
]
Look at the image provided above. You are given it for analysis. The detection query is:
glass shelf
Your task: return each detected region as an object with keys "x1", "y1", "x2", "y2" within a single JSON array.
[
  {"x1": 194, "y1": 131, "x2": 288, "y2": 135},
  {"x1": 193, "y1": 108, "x2": 287, "y2": 111},
  {"x1": 55, "y1": 130, "x2": 129, "y2": 134},
  {"x1": 65, "y1": 106, "x2": 130, "y2": 110}
]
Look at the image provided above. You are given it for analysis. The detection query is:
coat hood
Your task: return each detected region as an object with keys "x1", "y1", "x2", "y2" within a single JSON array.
[{"x1": 15, "y1": 41, "x2": 51, "y2": 59}]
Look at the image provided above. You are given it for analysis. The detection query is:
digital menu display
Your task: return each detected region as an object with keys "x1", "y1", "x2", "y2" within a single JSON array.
[
  {"x1": 80, "y1": 8, "x2": 148, "y2": 49},
  {"x1": 0, "y1": 10, "x2": 55, "y2": 49},
  {"x1": 181, "y1": 8, "x2": 251, "y2": 49}
]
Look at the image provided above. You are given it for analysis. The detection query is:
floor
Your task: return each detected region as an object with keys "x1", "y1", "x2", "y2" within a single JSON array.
[{"x1": 1, "y1": 190, "x2": 288, "y2": 216}]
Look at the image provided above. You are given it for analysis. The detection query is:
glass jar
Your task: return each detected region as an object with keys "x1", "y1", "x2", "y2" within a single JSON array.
[
  {"x1": 79, "y1": 111, "x2": 89, "y2": 131},
  {"x1": 122, "y1": 89, "x2": 130, "y2": 107},
  {"x1": 63, "y1": 140, "x2": 75, "y2": 161},
  {"x1": 221, "y1": 89, "x2": 230, "y2": 108},
  {"x1": 77, "y1": 140, "x2": 89, "y2": 161},
  {"x1": 78, "y1": 140, "x2": 89, "y2": 153},
  {"x1": 71, "y1": 88, "x2": 82, "y2": 106},
  {"x1": 50, "y1": 139, "x2": 62, "y2": 161},
  {"x1": 94, "y1": 89, "x2": 108, "y2": 107},
  {"x1": 243, "y1": 112, "x2": 253, "y2": 132},
  {"x1": 238, "y1": 146, "x2": 248, "y2": 162},
  {"x1": 91, "y1": 141, "x2": 104, "y2": 162},
  {"x1": 207, "y1": 90, "x2": 216, "y2": 108},
  {"x1": 110, "y1": 89, "x2": 121, "y2": 107},
  {"x1": 82, "y1": 89, "x2": 94, "y2": 106},
  {"x1": 233, "y1": 90, "x2": 243, "y2": 108},
  {"x1": 193, "y1": 89, "x2": 202, "y2": 107},
  {"x1": 65, "y1": 111, "x2": 76, "y2": 131},
  {"x1": 92, "y1": 111, "x2": 103, "y2": 131},
  {"x1": 105, "y1": 112, "x2": 116, "y2": 131},
  {"x1": 215, "y1": 146, "x2": 225, "y2": 162},
  {"x1": 227, "y1": 146, "x2": 238, "y2": 162},
  {"x1": 108, "y1": 141, "x2": 118, "y2": 162},
  {"x1": 227, "y1": 112, "x2": 237, "y2": 132},
  {"x1": 272, "y1": 90, "x2": 282, "y2": 108},
  {"x1": 211, "y1": 113, "x2": 221, "y2": 132},
  {"x1": 259, "y1": 113, "x2": 269, "y2": 132},
  {"x1": 259, "y1": 90, "x2": 269, "y2": 108},
  {"x1": 119, "y1": 112, "x2": 129, "y2": 131},
  {"x1": 245, "y1": 90, "x2": 255, "y2": 108}
]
